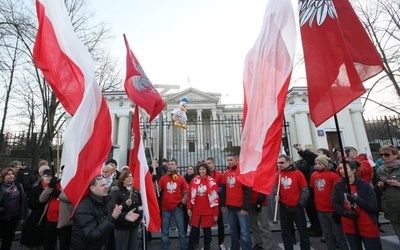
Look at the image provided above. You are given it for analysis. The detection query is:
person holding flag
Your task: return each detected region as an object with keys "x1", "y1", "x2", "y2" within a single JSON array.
[
  {"x1": 274, "y1": 154, "x2": 310, "y2": 250},
  {"x1": 123, "y1": 33, "x2": 163, "y2": 241},
  {"x1": 110, "y1": 170, "x2": 143, "y2": 250},
  {"x1": 333, "y1": 160, "x2": 381, "y2": 250}
]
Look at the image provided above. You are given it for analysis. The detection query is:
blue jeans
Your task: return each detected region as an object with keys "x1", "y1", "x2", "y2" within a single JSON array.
[
  {"x1": 161, "y1": 207, "x2": 188, "y2": 250},
  {"x1": 345, "y1": 234, "x2": 382, "y2": 250},
  {"x1": 227, "y1": 208, "x2": 252, "y2": 250},
  {"x1": 279, "y1": 203, "x2": 310, "y2": 250}
]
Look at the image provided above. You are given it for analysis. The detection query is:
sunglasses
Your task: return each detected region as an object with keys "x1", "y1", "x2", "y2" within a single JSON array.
[
  {"x1": 277, "y1": 161, "x2": 287, "y2": 165},
  {"x1": 379, "y1": 153, "x2": 392, "y2": 158},
  {"x1": 90, "y1": 175, "x2": 105, "y2": 186}
]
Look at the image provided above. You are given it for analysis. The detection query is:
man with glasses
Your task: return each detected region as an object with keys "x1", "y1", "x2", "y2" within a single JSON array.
[
  {"x1": 275, "y1": 154, "x2": 310, "y2": 250},
  {"x1": 71, "y1": 175, "x2": 140, "y2": 250}
]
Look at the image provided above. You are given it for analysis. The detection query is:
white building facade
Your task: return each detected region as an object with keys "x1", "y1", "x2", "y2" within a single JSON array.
[{"x1": 103, "y1": 86, "x2": 370, "y2": 169}]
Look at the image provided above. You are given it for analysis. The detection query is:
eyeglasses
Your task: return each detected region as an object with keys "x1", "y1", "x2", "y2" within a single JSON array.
[
  {"x1": 277, "y1": 161, "x2": 287, "y2": 165},
  {"x1": 90, "y1": 175, "x2": 105, "y2": 186},
  {"x1": 379, "y1": 153, "x2": 392, "y2": 158}
]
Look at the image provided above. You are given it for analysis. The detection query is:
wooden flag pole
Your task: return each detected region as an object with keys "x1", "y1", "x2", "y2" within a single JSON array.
[
  {"x1": 273, "y1": 172, "x2": 282, "y2": 223},
  {"x1": 334, "y1": 114, "x2": 362, "y2": 250}
]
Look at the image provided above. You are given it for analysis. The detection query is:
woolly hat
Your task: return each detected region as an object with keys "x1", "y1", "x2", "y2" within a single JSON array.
[
  {"x1": 106, "y1": 159, "x2": 118, "y2": 166},
  {"x1": 315, "y1": 155, "x2": 329, "y2": 167},
  {"x1": 38, "y1": 165, "x2": 50, "y2": 176},
  {"x1": 42, "y1": 169, "x2": 53, "y2": 176}
]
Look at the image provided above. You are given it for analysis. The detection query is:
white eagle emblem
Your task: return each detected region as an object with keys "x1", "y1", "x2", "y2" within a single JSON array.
[
  {"x1": 209, "y1": 190, "x2": 219, "y2": 207},
  {"x1": 166, "y1": 181, "x2": 177, "y2": 193},
  {"x1": 227, "y1": 175, "x2": 236, "y2": 188},
  {"x1": 197, "y1": 184, "x2": 207, "y2": 196},
  {"x1": 130, "y1": 63, "x2": 158, "y2": 93},
  {"x1": 315, "y1": 178, "x2": 326, "y2": 191},
  {"x1": 191, "y1": 188, "x2": 197, "y2": 199},
  {"x1": 281, "y1": 176, "x2": 292, "y2": 190},
  {"x1": 299, "y1": 0, "x2": 338, "y2": 27}
]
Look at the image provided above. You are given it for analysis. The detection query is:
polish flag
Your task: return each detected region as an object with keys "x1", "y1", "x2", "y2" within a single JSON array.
[
  {"x1": 124, "y1": 34, "x2": 165, "y2": 122},
  {"x1": 237, "y1": 0, "x2": 296, "y2": 195},
  {"x1": 33, "y1": 0, "x2": 112, "y2": 206},
  {"x1": 299, "y1": 0, "x2": 383, "y2": 127},
  {"x1": 130, "y1": 105, "x2": 161, "y2": 232}
]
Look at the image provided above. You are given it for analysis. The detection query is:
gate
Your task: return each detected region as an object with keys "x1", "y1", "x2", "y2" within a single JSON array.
[{"x1": 140, "y1": 115, "x2": 291, "y2": 174}]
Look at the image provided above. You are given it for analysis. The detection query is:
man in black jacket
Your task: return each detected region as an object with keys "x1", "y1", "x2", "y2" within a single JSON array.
[{"x1": 70, "y1": 175, "x2": 139, "y2": 250}]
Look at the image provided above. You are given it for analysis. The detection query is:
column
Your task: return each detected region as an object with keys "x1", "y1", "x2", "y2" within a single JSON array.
[
  {"x1": 211, "y1": 109, "x2": 219, "y2": 149},
  {"x1": 294, "y1": 112, "x2": 313, "y2": 146},
  {"x1": 350, "y1": 110, "x2": 370, "y2": 152},
  {"x1": 197, "y1": 109, "x2": 203, "y2": 150},
  {"x1": 165, "y1": 110, "x2": 172, "y2": 159},
  {"x1": 117, "y1": 114, "x2": 129, "y2": 167}
]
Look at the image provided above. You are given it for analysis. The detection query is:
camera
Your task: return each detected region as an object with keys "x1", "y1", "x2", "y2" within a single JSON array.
[{"x1": 293, "y1": 143, "x2": 299, "y2": 147}]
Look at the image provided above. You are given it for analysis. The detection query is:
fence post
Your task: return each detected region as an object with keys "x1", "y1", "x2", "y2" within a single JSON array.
[{"x1": 384, "y1": 116, "x2": 395, "y2": 145}]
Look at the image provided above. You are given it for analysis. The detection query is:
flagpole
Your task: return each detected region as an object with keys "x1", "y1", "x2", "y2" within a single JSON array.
[
  {"x1": 273, "y1": 170, "x2": 281, "y2": 224},
  {"x1": 334, "y1": 114, "x2": 362, "y2": 250}
]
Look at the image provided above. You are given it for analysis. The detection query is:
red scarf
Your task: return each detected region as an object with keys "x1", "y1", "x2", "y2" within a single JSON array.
[{"x1": 190, "y1": 175, "x2": 219, "y2": 208}]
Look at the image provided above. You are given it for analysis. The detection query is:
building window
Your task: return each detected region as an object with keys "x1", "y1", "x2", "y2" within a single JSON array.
[
  {"x1": 205, "y1": 142, "x2": 210, "y2": 150},
  {"x1": 225, "y1": 126, "x2": 231, "y2": 137},
  {"x1": 189, "y1": 141, "x2": 195, "y2": 152}
]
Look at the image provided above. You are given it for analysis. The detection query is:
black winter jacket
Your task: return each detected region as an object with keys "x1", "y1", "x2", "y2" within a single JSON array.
[
  {"x1": 70, "y1": 193, "x2": 116, "y2": 250},
  {"x1": 110, "y1": 186, "x2": 143, "y2": 230}
]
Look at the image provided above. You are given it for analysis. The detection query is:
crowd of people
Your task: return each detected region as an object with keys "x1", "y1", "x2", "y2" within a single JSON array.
[{"x1": 0, "y1": 143, "x2": 399, "y2": 250}]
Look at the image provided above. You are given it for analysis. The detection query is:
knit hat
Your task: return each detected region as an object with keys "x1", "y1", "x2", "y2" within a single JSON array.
[
  {"x1": 42, "y1": 169, "x2": 53, "y2": 176},
  {"x1": 38, "y1": 165, "x2": 50, "y2": 176},
  {"x1": 315, "y1": 155, "x2": 329, "y2": 167},
  {"x1": 106, "y1": 159, "x2": 118, "y2": 166}
]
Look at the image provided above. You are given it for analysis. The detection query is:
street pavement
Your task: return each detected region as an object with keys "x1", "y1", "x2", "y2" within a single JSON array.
[
  {"x1": 145, "y1": 216, "x2": 399, "y2": 250},
  {"x1": 4, "y1": 213, "x2": 400, "y2": 249}
]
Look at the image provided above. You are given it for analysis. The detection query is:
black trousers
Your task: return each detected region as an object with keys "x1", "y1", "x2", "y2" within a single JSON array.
[{"x1": 0, "y1": 218, "x2": 19, "y2": 250}]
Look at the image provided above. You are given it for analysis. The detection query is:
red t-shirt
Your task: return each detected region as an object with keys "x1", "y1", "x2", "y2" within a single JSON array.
[
  {"x1": 276, "y1": 170, "x2": 307, "y2": 207},
  {"x1": 158, "y1": 174, "x2": 188, "y2": 211},
  {"x1": 310, "y1": 170, "x2": 340, "y2": 212},
  {"x1": 210, "y1": 169, "x2": 223, "y2": 187},
  {"x1": 341, "y1": 184, "x2": 379, "y2": 238},
  {"x1": 223, "y1": 169, "x2": 244, "y2": 207},
  {"x1": 250, "y1": 190, "x2": 267, "y2": 206}
]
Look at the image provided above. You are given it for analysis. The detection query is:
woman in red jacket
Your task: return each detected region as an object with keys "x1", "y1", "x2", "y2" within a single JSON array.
[{"x1": 187, "y1": 162, "x2": 219, "y2": 250}]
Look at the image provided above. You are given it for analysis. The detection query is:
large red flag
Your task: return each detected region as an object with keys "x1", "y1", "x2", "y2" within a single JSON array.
[
  {"x1": 123, "y1": 35, "x2": 165, "y2": 121},
  {"x1": 130, "y1": 106, "x2": 161, "y2": 232},
  {"x1": 33, "y1": 0, "x2": 112, "y2": 206},
  {"x1": 299, "y1": 0, "x2": 383, "y2": 127},
  {"x1": 237, "y1": 0, "x2": 297, "y2": 195}
]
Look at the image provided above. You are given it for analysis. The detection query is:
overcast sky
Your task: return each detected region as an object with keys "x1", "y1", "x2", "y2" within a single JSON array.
[{"x1": 91, "y1": 0, "x2": 304, "y2": 104}]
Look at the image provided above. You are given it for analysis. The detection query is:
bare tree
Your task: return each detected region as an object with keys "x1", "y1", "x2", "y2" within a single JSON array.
[
  {"x1": 0, "y1": 35, "x2": 21, "y2": 153},
  {"x1": 352, "y1": 0, "x2": 400, "y2": 113},
  {"x1": 0, "y1": 0, "x2": 122, "y2": 164}
]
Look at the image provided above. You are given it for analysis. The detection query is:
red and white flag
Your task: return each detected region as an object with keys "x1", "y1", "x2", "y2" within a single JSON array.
[
  {"x1": 130, "y1": 106, "x2": 161, "y2": 232},
  {"x1": 33, "y1": 0, "x2": 112, "y2": 206},
  {"x1": 299, "y1": 0, "x2": 383, "y2": 127},
  {"x1": 124, "y1": 34, "x2": 165, "y2": 122},
  {"x1": 237, "y1": 0, "x2": 296, "y2": 195}
]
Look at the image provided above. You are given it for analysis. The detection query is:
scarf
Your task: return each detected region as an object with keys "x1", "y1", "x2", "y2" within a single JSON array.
[
  {"x1": 190, "y1": 175, "x2": 219, "y2": 208},
  {"x1": 383, "y1": 159, "x2": 400, "y2": 173},
  {"x1": 167, "y1": 170, "x2": 178, "y2": 181}
]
